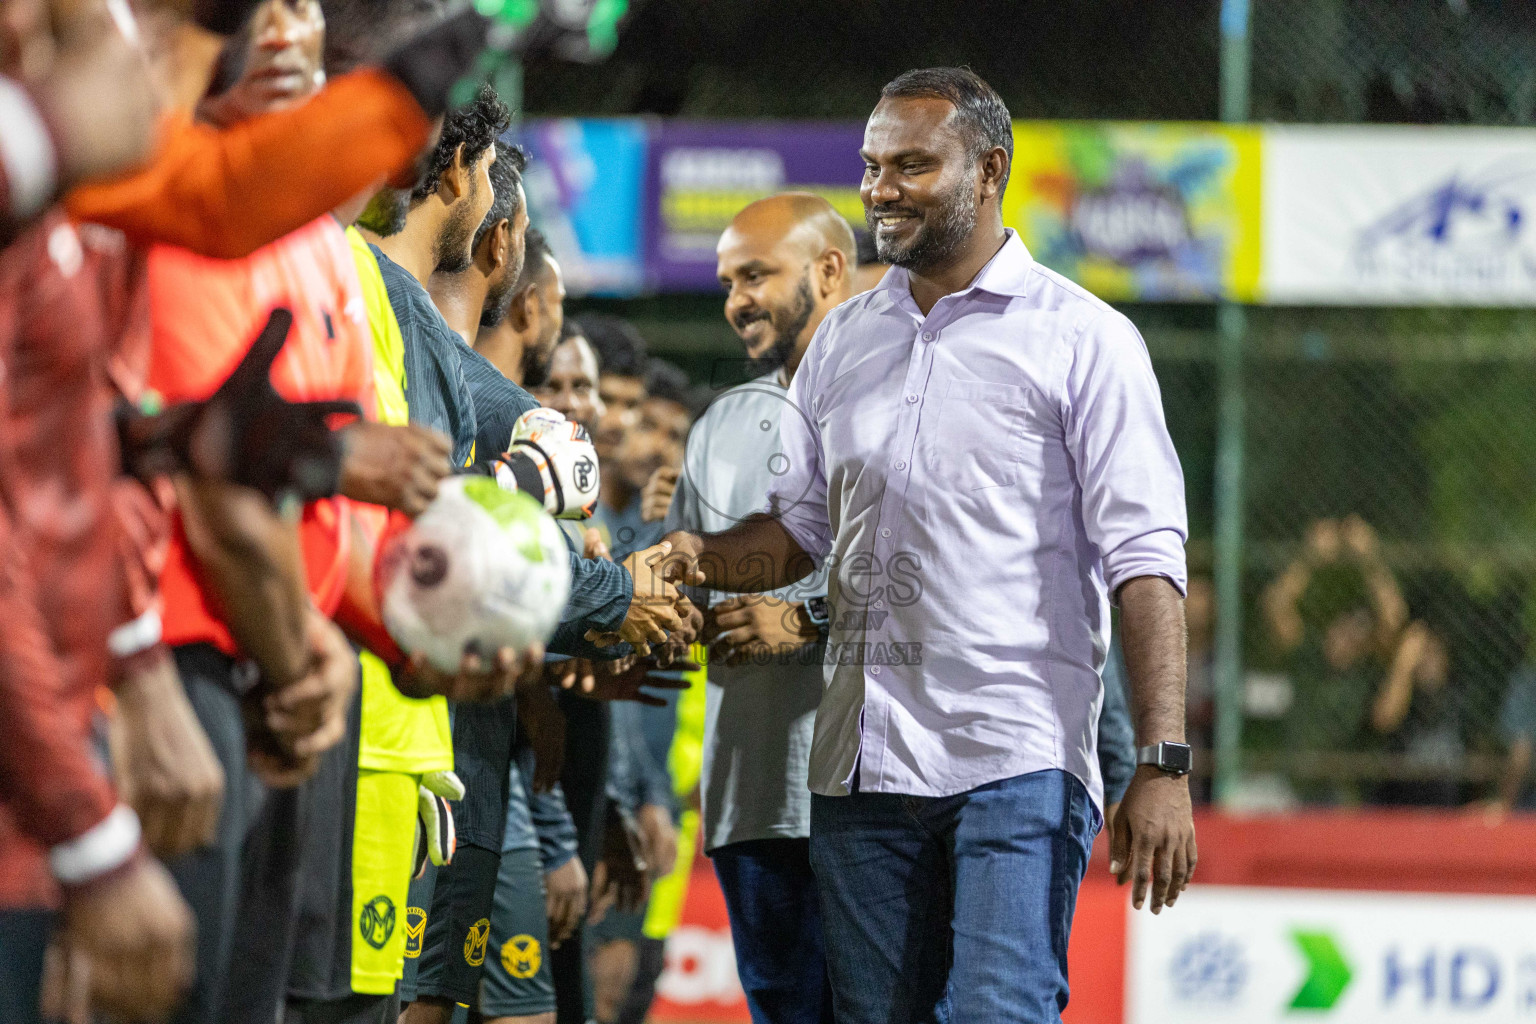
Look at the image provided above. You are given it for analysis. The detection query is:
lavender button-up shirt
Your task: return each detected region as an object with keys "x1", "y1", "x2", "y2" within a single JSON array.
[{"x1": 764, "y1": 231, "x2": 1187, "y2": 810}]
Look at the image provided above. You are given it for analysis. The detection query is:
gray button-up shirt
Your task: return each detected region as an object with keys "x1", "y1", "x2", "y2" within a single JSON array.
[
  {"x1": 765, "y1": 231, "x2": 1187, "y2": 809},
  {"x1": 668, "y1": 374, "x2": 829, "y2": 852}
]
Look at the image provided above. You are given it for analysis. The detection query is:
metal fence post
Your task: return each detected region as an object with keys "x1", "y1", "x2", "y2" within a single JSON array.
[{"x1": 1213, "y1": 0, "x2": 1251, "y2": 804}]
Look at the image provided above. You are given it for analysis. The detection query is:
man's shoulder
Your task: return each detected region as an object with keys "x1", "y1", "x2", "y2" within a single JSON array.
[
  {"x1": 370, "y1": 246, "x2": 428, "y2": 311},
  {"x1": 823, "y1": 287, "x2": 889, "y2": 330},
  {"x1": 1022, "y1": 261, "x2": 1119, "y2": 325},
  {"x1": 373, "y1": 255, "x2": 457, "y2": 348},
  {"x1": 461, "y1": 344, "x2": 537, "y2": 414}
]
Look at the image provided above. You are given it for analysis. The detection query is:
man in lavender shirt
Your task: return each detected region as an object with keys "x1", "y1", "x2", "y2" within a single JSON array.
[{"x1": 663, "y1": 67, "x2": 1196, "y2": 1023}]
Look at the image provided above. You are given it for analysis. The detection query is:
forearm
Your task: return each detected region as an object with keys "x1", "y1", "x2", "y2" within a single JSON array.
[
  {"x1": 0, "y1": 567, "x2": 122, "y2": 850},
  {"x1": 175, "y1": 478, "x2": 310, "y2": 688},
  {"x1": 1117, "y1": 576, "x2": 1188, "y2": 744},
  {"x1": 561, "y1": 553, "x2": 633, "y2": 634},
  {"x1": 688, "y1": 513, "x2": 816, "y2": 593},
  {"x1": 66, "y1": 70, "x2": 431, "y2": 260}
]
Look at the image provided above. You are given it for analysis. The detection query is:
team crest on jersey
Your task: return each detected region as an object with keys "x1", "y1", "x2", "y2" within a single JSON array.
[
  {"x1": 501, "y1": 934, "x2": 542, "y2": 979},
  {"x1": 403, "y1": 907, "x2": 427, "y2": 958},
  {"x1": 464, "y1": 918, "x2": 491, "y2": 966},
  {"x1": 359, "y1": 895, "x2": 396, "y2": 950}
]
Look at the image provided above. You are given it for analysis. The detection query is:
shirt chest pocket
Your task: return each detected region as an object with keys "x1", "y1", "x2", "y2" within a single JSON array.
[{"x1": 928, "y1": 380, "x2": 1038, "y2": 491}]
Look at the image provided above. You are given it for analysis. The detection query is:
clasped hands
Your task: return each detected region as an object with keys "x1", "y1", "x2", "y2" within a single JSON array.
[{"x1": 585, "y1": 540, "x2": 702, "y2": 658}]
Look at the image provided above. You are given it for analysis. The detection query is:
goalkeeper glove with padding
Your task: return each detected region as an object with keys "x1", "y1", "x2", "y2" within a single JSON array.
[
  {"x1": 491, "y1": 408, "x2": 601, "y2": 519},
  {"x1": 412, "y1": 770, "x2": 464, "y2": 880}
]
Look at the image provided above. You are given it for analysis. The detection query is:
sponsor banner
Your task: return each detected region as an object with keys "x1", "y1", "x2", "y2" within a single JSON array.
[
  {"x1": 1262, "y1": 125, "x2": 1536, "y2": 305},
  {"x1": 646, "y1": 121, "x2": 867, "y2": 291},
  {"x1": 517, "y1": 118, "x2": 648, "y2": 297},
  {"x1": 1004, "y1": 121, "x2": 1262, "y2": 302},
  {"x1": 1129, "y1": 885, "x2": 1536, "y2": 1023}
]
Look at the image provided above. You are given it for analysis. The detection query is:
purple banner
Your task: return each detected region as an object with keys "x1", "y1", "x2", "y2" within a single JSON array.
[{"x1": 644, "y1": 121, "x2": 868, "y2": 291}]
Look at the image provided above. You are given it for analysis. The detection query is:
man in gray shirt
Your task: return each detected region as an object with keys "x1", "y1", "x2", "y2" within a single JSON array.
[{"x1": 663, "y1": 193, "x2": 856, "y2": 1024}]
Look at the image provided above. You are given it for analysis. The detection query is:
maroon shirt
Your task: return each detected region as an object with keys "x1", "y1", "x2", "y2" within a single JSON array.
[{"x1": 0, "y1": 211, "x2": 135, "y2": 907}]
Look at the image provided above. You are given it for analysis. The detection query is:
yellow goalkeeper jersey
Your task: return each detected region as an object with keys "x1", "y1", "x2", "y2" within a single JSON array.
[{"x1": 348, "y1": 225, "x2": 453, "y2": 774}]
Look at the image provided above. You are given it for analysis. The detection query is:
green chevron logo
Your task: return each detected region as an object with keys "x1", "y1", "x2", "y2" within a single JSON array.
[{"x1": 1289, "y1": 930, "x2": 1353, "y2": 1011}]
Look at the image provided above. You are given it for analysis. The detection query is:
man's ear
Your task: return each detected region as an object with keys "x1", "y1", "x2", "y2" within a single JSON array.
[
  {"x1": 979, "y1": 146, "x2": 1009, "y2": 203},
  {"x1": 490, "y1": 219, "x2": 512, "y2": 272},
  {"x1": 816, "y1": 248, "x2": 848, "y2": 300},
  {"x1": 507, "y1": 285, "x2": 534, "y2": 332},
  {"x1": 440, "y1": 142, "x2": 470, "y2": 200}
]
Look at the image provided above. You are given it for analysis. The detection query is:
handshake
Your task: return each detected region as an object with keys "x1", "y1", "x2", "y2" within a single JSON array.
[{"x1": 576, "y1": 528, "x2": 700, "y2": 660}]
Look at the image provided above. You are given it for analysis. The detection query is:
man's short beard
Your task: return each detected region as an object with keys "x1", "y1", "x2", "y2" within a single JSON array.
[
  {"x1": 520, "y1": 334, "x2": 559, "y2": 388},
  {"x1": 480, "y1": 276, "x2": 515, "y2": 331},
  {"x1": 433, "y1": 204, "x2": 476, "y2": 274},
  {"x1": 748, "y1": 275, "x2": 815, "y2": 375},
  {"x1": 356, "y1": 187, "x2": 411, "y2": 237},
  {"x1": 433, "y1": 177, "x2": 481, "y2": 274},
  {"x1": 870, "y1": 173, "x2": 978, "y2": 274}
]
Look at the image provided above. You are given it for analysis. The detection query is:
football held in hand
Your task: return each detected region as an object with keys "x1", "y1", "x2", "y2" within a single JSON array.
[{"x1": 377, "y1": 476, "x2": 571, "y2": 672}]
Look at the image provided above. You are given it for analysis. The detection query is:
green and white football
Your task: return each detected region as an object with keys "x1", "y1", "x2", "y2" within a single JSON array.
[{"x1": 377, "y1": 475, "x2": 571, "y2": 672}]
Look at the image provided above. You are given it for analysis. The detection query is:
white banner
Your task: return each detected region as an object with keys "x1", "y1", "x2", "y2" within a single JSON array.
[
  {"x1": 1262, "y1": 125, "x2": 1536, "y2": 305},
  {"x1": 1128, "y1": 885, "x2": 1536, "y2": 1023}
]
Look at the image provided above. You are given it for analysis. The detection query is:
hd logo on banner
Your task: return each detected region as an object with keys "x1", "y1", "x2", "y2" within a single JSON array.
[
  {"x1": 1128, "y1": 886, "x2": 1536, "y2": 1023},
  {"x1": 1261, "y1": 125, "x2": 1536, "y2": 305}
]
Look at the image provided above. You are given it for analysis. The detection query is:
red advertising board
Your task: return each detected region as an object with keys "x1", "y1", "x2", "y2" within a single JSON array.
[
  {"x1": 651, "y1": 850, "x2": 750, "y2": 1022},
  {"x1": 651, "y1": 812, "x2": 1536, "y2": 1024}
]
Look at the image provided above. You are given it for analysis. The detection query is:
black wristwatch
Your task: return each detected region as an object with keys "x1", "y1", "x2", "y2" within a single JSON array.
[
  {"x1": 1135, "y1": 741, "x2": 1193, "y2": 777},
  {"x1": 802, "y1": 596, "x2": 831, "y2": 635}
]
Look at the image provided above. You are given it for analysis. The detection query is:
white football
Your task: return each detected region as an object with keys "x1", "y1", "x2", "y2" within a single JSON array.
[{"x1": 376, "y1": 475, "x2": 571, "y2": 672}]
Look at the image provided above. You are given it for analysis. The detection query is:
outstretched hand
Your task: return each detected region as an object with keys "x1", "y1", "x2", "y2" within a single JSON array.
[{"x1": 554, "y1": 655, "x2": 696, "y2": 706}]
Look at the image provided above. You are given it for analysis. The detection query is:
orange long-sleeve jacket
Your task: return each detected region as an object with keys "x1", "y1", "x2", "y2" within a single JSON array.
[{"x1": 67, "y1": 67, "x2": 432, "y2": 260}]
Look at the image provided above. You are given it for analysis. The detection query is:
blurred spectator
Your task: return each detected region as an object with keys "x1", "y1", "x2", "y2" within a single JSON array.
[
  {"x1": 1369, "y1": 620, "x2": 1466, "y2": 807},
  {"x1": 531, "y1": 323, "x2": 604, "y2": 431},
  {"x1": 1264, "y1": 516, "x2": 1407, "y2": 660},
  {"x1": 1263, "y1": 516, "x2": 1408, "y2": 800},
  {"x1": 633, "y1": 361, "x2": 698, "y2": 527},
  {"x1": 599, "y1": 357, "x2": 692, "y2": 559},
  {"x1": 578, "y1": 312, "x2": 649, "y2": 466},
  {"x1": 1487, "y1": 656, "x2": 1536, "y2": 816}
]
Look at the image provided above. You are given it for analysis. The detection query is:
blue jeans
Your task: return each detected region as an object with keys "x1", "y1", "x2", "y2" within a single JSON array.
[
  {"x1": 809, "y1": 769, "x2": 1099, "y2": 1024},
  {"x1": 712, "y1": 838, "x2": 835, "y2": 1024}
]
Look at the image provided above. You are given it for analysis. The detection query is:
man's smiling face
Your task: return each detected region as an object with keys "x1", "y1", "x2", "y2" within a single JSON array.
[{"x1": 860, "y1": 95, "x2": 979, "y2": 273}]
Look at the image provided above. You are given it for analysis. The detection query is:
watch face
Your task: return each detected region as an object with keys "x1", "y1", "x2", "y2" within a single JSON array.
[
  {"x1": 805, "y1": 597, "x2": 829, "y2": 626},
  {"x1": 1161, "y1": 743, "x2": 1193, "y2": 775}
]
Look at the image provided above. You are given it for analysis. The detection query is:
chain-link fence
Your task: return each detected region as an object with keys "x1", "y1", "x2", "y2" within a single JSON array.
[
  {"x1": 558, "y1": 0, "x2": 1536, "y2": 808},
  {"x1": 1140, "y1": 308, "x2": 1536, "y2": 808}
]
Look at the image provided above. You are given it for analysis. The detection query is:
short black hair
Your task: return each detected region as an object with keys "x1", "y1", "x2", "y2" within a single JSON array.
[
  {"x1": 412, "y1": 84, "x2": 512, "y2": 203},
  {"x1": 511, "y1": 226, "x2": 554, "y2": 292},
  {"x1": 473, "y1": 140, "x2": 527, "y2": 249},
  {"x1": 576, "y1": 313, "x2": 648, "y2": 379},
  {"x1": 322, "y1": 0, "x2": 441, "y2": 76},
  {"x1": 880, "y1": 67, "x2": 1013, "y2": 194},
  {"x1": 644, "y1": 360, "x2": 689, "y2": 406}
]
